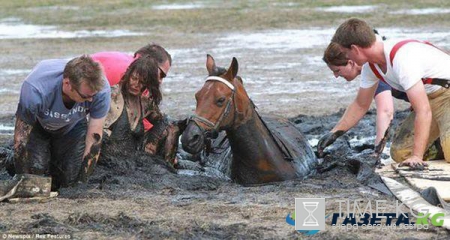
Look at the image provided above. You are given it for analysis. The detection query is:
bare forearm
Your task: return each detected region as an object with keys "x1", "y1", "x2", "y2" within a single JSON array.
[
  {"x1": 375, "y1": 114, "x2": 391, "y2": 145},
  {"x1": 406, "y1": 81, "x2": 432, "y2": 160},
  {"x1": 374, "y1": 91, "x2": 394, "y2": 145},
  {"x1": 412, "y1": 110, "x2": 432, "y2": 159},
  {"x1": 332, "y1": 101, "x2": 369, "y2": 133}
]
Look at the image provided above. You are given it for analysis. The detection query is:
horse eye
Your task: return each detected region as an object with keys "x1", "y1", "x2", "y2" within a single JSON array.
[{"x1": 216, "y1": 97, "x2": 226, "y2": 107}]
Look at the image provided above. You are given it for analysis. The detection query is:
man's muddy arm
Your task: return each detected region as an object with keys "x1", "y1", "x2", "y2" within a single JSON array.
[
  {"x1": 332, "y1": 85, "x2": 377, "y2": 132},
  {"x1": 318, "y1": 85, "x2": 377, "y2": 157},
  {"x1": 79, "y1": 116, "x2": 105, "y2": 182},
  {"x1": 13, "y1": 117, "x2": 33, "y2": 172}
]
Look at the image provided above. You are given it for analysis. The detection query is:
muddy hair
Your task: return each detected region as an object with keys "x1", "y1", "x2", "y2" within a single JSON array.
[
  {"x1": 323, "y1": 42, "x2": 349, "y2": 66},
  {"x1": 134, "y1": 43, "x2": 172, "y2": 66},
  {"x1": 120, "y1": 56, "x2": 162, "y2": 105},
  {"x1": 331, "y1": 18, "x2": 376, "y2": 49},
  {"x1": 63, "y1": 55, "x2": 104, "y2": 92}
]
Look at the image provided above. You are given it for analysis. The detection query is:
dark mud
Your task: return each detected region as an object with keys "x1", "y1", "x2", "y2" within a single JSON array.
[{"x1": 1, "y1": 109, "x2": 449, "y2": 239}]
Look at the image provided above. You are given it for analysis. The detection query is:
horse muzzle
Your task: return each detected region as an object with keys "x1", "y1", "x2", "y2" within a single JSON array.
[{"x1": 181, "y1": 121, "x2": 206, "y2": 154}]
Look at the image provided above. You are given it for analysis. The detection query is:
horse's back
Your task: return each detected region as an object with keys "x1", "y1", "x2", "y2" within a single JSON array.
[{"x1": 260, "y1": 115, "x2": 318, "y2": 177}]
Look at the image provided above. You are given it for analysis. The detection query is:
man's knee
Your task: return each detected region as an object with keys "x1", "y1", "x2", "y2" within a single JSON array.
[
  {"x1": 390, "y1": 143, "x2": 409, "y2": 163},
  {"x1": 14, "y1": 143, "x2": 50, "y2": 175},
  {"x1": 439, "y1": 135, "x2": 450, "y2": 163}
]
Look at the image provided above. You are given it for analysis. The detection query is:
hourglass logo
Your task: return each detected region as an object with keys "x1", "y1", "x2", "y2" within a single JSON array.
[{"x1": 295, "y1": 198, "x2": 325, "y2": 230}]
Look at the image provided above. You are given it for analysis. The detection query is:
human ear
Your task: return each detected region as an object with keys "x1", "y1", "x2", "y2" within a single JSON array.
[
  {"x1": 347, "y1": 60, "x2": 354, "y2": 66},
  {"x1": 350, "y1": 45, "x2": 360, "y2": 54}
]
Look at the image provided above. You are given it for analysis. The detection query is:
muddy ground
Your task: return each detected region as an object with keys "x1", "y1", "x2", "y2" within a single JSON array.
[
  {"x1": 1, "y1": 1, "x2": 450, "y2": 239},
  {"x1": 1, "y1": 109, "x2": 449, "y2": 239}
]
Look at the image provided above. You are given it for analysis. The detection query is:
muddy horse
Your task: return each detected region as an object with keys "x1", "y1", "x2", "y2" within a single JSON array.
[{"x1": 181, "y1": 55, "x2": 318, "y2": 185}]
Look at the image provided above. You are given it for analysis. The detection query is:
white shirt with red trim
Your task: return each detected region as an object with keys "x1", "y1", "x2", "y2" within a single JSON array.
[{"x1": 360, "y1": 39, "x2": 450, "y2": 94}]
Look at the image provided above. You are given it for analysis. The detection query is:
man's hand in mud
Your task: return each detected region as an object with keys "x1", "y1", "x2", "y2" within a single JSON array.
[
  {"x1": 317, "y1": 130, "x2": 345, "y2": 158},
  {"x1": 399, "y1": 155, "x2": 429, "y2": 170}
]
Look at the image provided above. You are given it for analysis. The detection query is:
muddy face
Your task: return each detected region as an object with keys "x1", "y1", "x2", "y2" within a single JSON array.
[
  {"x1": 181, "y1": 121, "x2": 205, "y2": 154},
  {"x1": 128, "y1": 73, "x2": 144, "y2": 96}
]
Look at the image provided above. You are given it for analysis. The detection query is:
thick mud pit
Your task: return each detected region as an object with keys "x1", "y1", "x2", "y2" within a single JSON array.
[
  {"x1": 2, "y1": 2, "x2": 450, "y2": 238},
  {"x1": 0, "y1": 109, "x2": 448, "y2": 239}
]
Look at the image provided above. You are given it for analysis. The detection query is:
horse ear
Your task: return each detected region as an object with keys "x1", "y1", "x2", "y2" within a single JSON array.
[
  {"x1": 206, "y1": 54, "x2": 216, "y2": 75},
  {"x1": 236, "y1": 76, "x2": 244, "y2": 85},
  {"x1": 224, "y1": 57, "x2": 238, "y2": 81}
]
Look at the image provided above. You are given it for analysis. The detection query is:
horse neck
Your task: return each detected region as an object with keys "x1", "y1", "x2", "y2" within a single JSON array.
[{"x1": 225, "y1": 107, "x2": 285, "y2": 166}]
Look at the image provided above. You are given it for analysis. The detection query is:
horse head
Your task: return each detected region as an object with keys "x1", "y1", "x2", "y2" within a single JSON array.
[{"x1": 181, "y1": 55, "x2": 251, "y2": 154}]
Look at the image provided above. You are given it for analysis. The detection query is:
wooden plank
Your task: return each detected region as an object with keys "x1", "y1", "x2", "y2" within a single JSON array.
[
  {"x1": 8, "y1": 192, "x2": 58, "y2": 203},
  {"x1": 405, "y1": 177, "x2": 450, "y2": 202},
  {"x1": 13, "y1": 174, "x2": 52, "y2": 198},
  {"x1": 381, "y1": 177, "x2": 450, "y2": 230},
  {"x1": 391, "y1": 160, "x2": 450, "y2": 202},
  {"x1": 393, "y1": 160, "x2": 450, "y2": 180},
  {"x1": 375, "y1": 161, "x2": 398, "y2": 178}
]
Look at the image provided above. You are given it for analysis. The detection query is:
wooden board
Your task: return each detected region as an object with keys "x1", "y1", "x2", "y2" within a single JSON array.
[
  {"x1": 375, "y1": 161, "x2": 398, "y2": 178},
  {"x1": 405, "y1": 177, "x2": 450, "y2": 202},
  {"x1": 8, "y1": 191, "x2": 58, "y2": 203},
  {"x1": 381, "y1": 177, "x2": 450, "y2": 230},
  {"x1": 393, "y1": 160, "x2": 450, "y2": 180},
  {"x1": 392, "y1": 160, "x2": 450, "y2": 201}
]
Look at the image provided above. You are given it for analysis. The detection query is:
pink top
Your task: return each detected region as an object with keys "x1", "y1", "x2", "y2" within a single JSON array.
[
  {"x1": 92, "y1": 51, "x2": 154, "y2": 131},
  {"x1": 91, "y1": 51, "x2": 135, "y2": 86}
]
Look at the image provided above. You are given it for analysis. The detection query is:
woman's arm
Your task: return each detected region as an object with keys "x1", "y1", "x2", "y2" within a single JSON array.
[{"x1": 374, "y1": 90, "x2": 394, "y2": 146}]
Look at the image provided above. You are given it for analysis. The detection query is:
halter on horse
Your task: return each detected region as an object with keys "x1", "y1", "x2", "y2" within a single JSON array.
[{"x1": 181, "y1": 55, "x2": 317, "y2": 185}]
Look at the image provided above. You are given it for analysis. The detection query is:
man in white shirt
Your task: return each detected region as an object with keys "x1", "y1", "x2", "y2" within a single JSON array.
[{"x1": 318, "y1": 18, "x2": 450, "y2": 168}]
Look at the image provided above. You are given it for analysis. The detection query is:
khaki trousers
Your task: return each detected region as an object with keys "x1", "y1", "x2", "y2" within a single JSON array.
[{"x1": 391, "y1": 88, "x2": 450, "y2": 163}]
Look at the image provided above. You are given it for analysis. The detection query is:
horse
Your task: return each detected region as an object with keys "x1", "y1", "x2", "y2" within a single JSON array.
[{"x1": 181, "y1": 55, "x2": 318, "y2": 185}]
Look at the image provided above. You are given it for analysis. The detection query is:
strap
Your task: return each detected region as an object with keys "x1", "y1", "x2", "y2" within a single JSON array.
[
  {"x1": 368, "y1": 63, "x2": 399, "y2": 91},
  {"x1": 389, "y1": 39, "x2": 437, "y2": 67},
  {"x1": 369, "y1": 63, "x2": 386, "y2": 83},
  {"x1": 205, "y1": 76, "x2": 235, "y2": 91},
  {"x1": 428, "y1": 78, "x2": 450, "y2": 88},
  {"x1": 389, "y1": 39, "x2": 450, "y2": 88},
  {"x1": 390, "y1": 40, "x2": 420, "y2": 67}
]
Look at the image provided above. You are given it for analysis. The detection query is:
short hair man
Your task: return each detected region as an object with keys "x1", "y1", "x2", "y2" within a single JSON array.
[
  {"x1": 318, "y1": 18, "x2": 450, "y2": 168},
  {"x1": 14, "y1": 55, "x2": 111, "y2": 189}
]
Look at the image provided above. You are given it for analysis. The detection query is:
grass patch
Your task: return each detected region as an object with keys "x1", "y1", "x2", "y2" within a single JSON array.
[{"x1": 1, "y1": 0, "x2": 450, "y2": 33}]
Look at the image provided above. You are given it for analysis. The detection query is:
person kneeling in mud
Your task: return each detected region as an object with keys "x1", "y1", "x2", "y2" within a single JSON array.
[
  {"x1": 318, "y1": 18, "x2": 450, "y2": 169},
  {"x1": 322, "y1": 41, "x2": 409, "y2": 154},
  {"x1": 14, "y1": 55, "x2": 111, "y2": 190},
  {"x1": 102, "y1": 56, "x2": 181, "y2": 165},
  {"x1": 320, "y1": 41, "x2": 443, "y2": 163}
]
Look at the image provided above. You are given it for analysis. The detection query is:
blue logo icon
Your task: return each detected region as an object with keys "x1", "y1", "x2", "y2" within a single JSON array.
[{"x1": 285, "y1": 212, "x2": 329, "y2": 236}]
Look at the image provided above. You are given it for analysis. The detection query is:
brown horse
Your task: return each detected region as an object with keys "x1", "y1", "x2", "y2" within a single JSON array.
[{"x1": 181, "y1": 55, "x2": 318, "y2": 185}]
